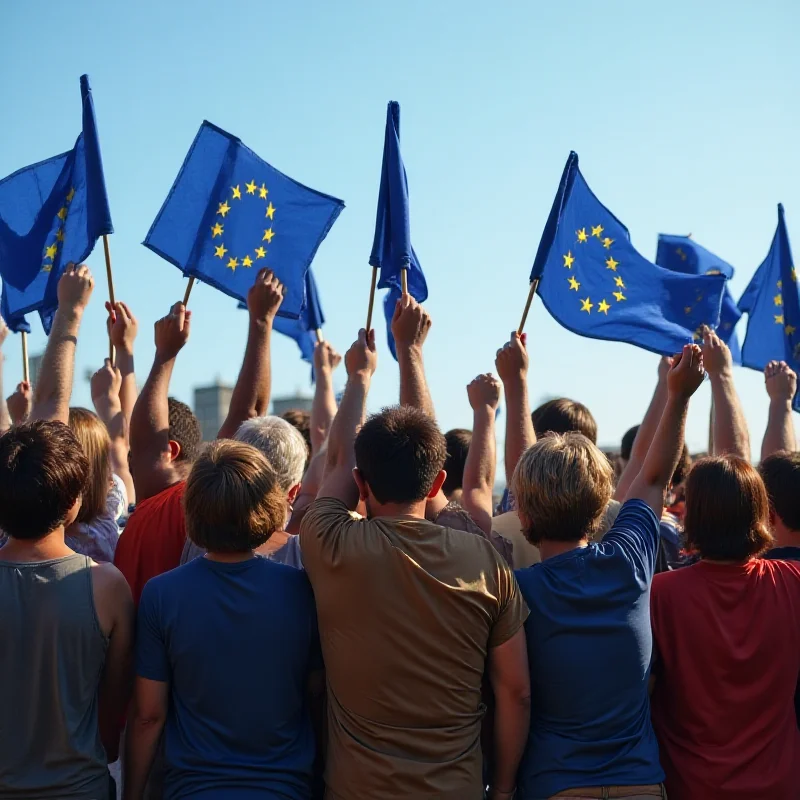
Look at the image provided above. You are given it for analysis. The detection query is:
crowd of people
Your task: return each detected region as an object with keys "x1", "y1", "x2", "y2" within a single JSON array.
[{"x1": 1, "y1": 262, "x2": 799, "y2": 800}]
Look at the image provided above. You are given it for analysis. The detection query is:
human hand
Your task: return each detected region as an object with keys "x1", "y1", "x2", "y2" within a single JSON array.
[
  {"x1": 313, "y1": 341, "x2": 342, "y2": 374},
  {"x1": 154, "y1": 302, "x2": 192, "y2": 361},
  {"x1": 391, "y1": 295, "x2": 431, "y2": 352},
  {"x1": 765, "y1": 360, "x2": 797, "y2": 404},
  {"x1": 344, "y1": 329, "x2": 377, "y2": 378},
  {"x1": 106, "y1": 301, "x2": 138, "y2": 354},
  {"x1": 701, "y1": 326, "x2": 733, "y2": 378},
  {"x1": 7, "y1": 381, "x2": 32, "y2": 424},
  {"x1": 56, "y1": 263, "x2": 94, "y2": 314},
  {"x1": 667, "y1": 344, "x2": 705, "y2": 399},
  {"x1": 468, "y1": 373, "x2": 501, "y2": 412},
  {"x1": 247, "y1": 269, "x2": 285, "y2": 323},
  {"x1": 657, "y1": 355, "x2": 674, "y2": 382},
  {"x1": 495, "y1": 332, "x2": 528, "y2": 382},
  {"x1": 90, "y1": 359, "x2": 123, "y2": 412}
]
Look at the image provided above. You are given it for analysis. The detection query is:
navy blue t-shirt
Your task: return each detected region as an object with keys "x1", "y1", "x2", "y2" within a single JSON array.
[
  {"x1": 136, "y1": 556, "x2": 321, "y2": 800},
  {"x1": 514, "y1": 499, "x2": 664, "y2": 798}
]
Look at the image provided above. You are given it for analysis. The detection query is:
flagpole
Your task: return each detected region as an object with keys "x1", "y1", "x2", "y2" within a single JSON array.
[
  {"x1": 401, "y1": 269, "x2": 408, "y2": 296},
  {"x1": 518, "y1": 278, "x2": 540, "y2": 335},
  {"x1": 101, "y1": 234, "x2": 117, "y2": 364},
  {"x1": 365, "y1": 266, "x2": 378, "y2": 331},
  {"x1": 315, "y1": 329, "x2": 324, "y2": 343},
  {"x1": 183, "y1": 277, "x2": 196, "y2": 307},
  {"x1": 21, "y1": 332, "x2": 29, "y2": 384}
]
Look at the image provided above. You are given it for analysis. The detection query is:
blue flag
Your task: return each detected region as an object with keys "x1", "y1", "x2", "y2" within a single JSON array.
[
  {"x1": 738, "y1": 204, "x2": 800, "y2": 411},
  {"x1": 369, "y1": 102, "x2": 427, "y2": 359},
  {"x1": 0, "y1": 75, "x2": 112, "y2": 333},
  {"x1": 532, "y1": 153, "x2": 726, "y2": 356},
  {"x1": 1, "y1": 289, "x2": 30, "y2": 334},
  {"x1": 656, "y1": 234, "x2": 742, "y2": 362},
  {"x1": 145, "y1": 121, "x2": 344, "y2": 319}
]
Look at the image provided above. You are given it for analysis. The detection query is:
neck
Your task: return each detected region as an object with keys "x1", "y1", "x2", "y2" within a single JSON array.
[
  {"x1": 368, "y1": 498, "x2": 430, "y2": 521},
  {"x1": 0, "y1": 527, "x2": 74, "y2": 562},
  {"x1": 772, "y1": 521, "x2": 800, "y2": 550},
  {"x1": 204, "y1": 550, "x2": 256, "y2": 563},
  {"x1": 538, "y1": 538, "x2": 588, "y2": 561}
]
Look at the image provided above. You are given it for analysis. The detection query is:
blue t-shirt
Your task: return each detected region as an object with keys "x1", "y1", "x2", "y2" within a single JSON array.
[
  {"x1": 514, "y1": 499, "x2": 664, "y2": 798},
  {"x1": 136, "y1": 556, "x2": 321, "y2": 800}
]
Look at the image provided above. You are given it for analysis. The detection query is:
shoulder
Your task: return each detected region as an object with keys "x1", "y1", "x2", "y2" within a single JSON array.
[
  {"x1": 300, "y1": 497, "x2": 362, "y2": 540},
  {"x1": 90, "y1": 561, "x2": 133, "y2": 609},
  {"x1": 602, "y1": 499, "x2": 660, "y2": 546}
]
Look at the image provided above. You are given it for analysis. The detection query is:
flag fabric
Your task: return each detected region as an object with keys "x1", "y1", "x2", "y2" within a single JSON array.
[
  {"x1": 369, "y1": 102, "x2": 427, "y2": 359},
  {"x1": 656, "y1": 234, "x2": 742, "y2": 362},
  {"x1": 0, "y1": 75, "x2": 112, "y2": 332},
  {"x1": 1, "y1": 289, "x2": 30, "y2": 334},
  {"x1": 531, "y1": 152, "x2": 726, "y2": 356},
  {"x1": 738, "y1": 204, "x2": 800, "y2": 411},
  {"x1": 145, "y1": 121, "x2": 344, "y2": 319}
]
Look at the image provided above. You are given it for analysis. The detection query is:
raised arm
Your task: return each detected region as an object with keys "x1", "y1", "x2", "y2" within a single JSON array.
[
  {"x1": 614, "y1": 356, "x2": 672, "y2": 501},
  {"x1": 6, "y1": 381, "x2": 31, "y2": 427},
  {"x1": 703, "y1": 327, "x2": 750, "y2": 460},
  {"x1": 317, "y1": 329, "x2": 377, "y2": 508},
  {"x1": 30, "y1": 264, "x2": 94, "y2": 424},
  {"x1": 129, "y1": 302, "x2": 191, "y2": 502},
  {"x1": 462, "y1": 373, "x2": 501, "y2": 534},
  {"x1": 625, "y1": 344, "x2": 705, "y2": 514},
  {"x1": 496, "y1": 333, "x2": 535, "y2": 488},
  {"x1": 310, "y1": 341, "x2": 341, "y2": 453},
  {"x1": 218, "y1": 269, "x2": 283, "y2": 439},
  {"x1": 392, "y1": 295, "x2": 434, "y2": 417},
  {"x1": 91, "y1": 360, "x2": 135, "y2": 505},
  {"x1": 108, "y1": 301, "x2": 139, "y2": 434},
  {"x1": 0, "y1": 318, "x2": 10, "y2": 434},
  {"x1": 761, "y1": 361, "x2": 798, "y2": 460}
]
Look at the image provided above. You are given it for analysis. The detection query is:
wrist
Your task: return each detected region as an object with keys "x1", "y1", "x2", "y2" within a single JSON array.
[
  {"x1": 709, "y1": 367, "x2": 734, "y2": 384},
  {"x1": 397, "y1": 344, "x2": 424, "y2": 361},
  {"x1": 249, "y1": 316, "x2": 274, "y2": 332},
  {"x1": 769, "y1": 396, "x2": 793, "y2": 411}
]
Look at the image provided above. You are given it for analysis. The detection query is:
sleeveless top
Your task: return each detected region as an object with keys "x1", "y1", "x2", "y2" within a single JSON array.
[{"x1": 0, "y1": 553, "x2": 109, "y2": 799}]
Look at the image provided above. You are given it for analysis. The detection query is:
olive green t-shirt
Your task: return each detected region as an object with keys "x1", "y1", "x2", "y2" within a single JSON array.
[{"x1": 300, "y1": 497, "x2": 529, "y2": 800}]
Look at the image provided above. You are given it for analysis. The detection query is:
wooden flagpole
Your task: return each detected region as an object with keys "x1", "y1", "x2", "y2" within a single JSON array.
[
  {"x1": 21, "y1": 332, "x2": 29, "y2": 384},
  {"x1": 400, "y1": 269, "x2": 408, "y2": 296},
  {"x1": 102, "y1": 234, "x2": 116, "y2": 363},
  {"x1": 517, "y1": 278, "x2": 540, "y2": 335},
  {"x1": 183, "y1": 277, "x2": 196, "y2": 307},
  {"x1": 315, "y1": 329, "x2": 324, "y2": 343},
  {"x1": 365, "y1": 267, "x2": 378, "y2": 331}
]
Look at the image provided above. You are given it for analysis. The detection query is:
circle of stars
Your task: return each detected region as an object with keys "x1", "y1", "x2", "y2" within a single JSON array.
[{"x1": 562, "y1": 223, "x2": 624, "y2": 317}]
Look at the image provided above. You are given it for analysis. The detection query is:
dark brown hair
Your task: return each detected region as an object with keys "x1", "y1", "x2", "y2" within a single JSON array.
[
  {"x1": 759, "y1": 452, "x2": 800, "y2": 531},
  {"x1": 684, "y1": 456, "x2": 772, "y2": 560},
  {"x1": 0, "y1": 421, "x2": 89, "y2": 540},
  {"x1": 184, "y1": 440, "x2": 286, "y2": 553},
  {"x1": 532, "y1": 398, "x2": 598, "y2": 444},
  {"x1": 281, "y1": 409, "x2": 312, "y2": 469},
  {"x1": 354, "y1": 406, "x2": 447, "y2": 504},
  {"x1": 168, "y1": 397, "x2": 201, "y2": 463},
  {"x1": 443, "y1": 428, "x2": 472, "y2": 497}
]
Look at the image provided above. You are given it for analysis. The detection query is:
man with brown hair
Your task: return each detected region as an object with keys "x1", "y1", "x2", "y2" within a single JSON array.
[
  {"x1": 125, "y1": 440, "x2": 322, "y2": 800},
  {"x1": 300, "y1": 319, "x2": 530, "y2": 800}
]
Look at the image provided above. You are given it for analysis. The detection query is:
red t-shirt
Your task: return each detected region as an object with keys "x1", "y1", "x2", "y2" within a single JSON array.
[
  {"x1": 114, "y1": 481, "x2": 186, "y2": 606},
  {"x1": 651, "y1": 559, "x2": 800, "y2": 800}
]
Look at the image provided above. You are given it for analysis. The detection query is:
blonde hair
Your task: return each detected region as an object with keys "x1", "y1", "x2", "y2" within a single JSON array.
[
  {"x1": 512, "y1": 432, "x2": 614, "y2": 545},
  {"x1": 68, "y1": 408, "x2": 112, "y2": 525},
  {"x1": 184, "y1": 440, "x2": 286, "y2": 553}
]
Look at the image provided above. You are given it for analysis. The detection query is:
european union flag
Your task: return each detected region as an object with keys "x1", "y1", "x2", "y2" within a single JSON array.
[
  {"x1": 532, "y1": 153, "x2": 725, "y2": 356},
  {"x1": 0, "y1": 75, "x2": 113, "y2": 332},
  {"x1": 656, "y1": 234, "x2": 742, "y2": 362},
  {"x1": 738, "y1": 204, "x2": 800, "y2": 411},
  {"x1": 1, "y1": 289, "x2": 30, "y2": 335},
  {"x1": 369, "y1": 102, "x2": 427, "y2": 359},
  {"x1": 145, "y1": 121, "x2": 344, "y2": 319}
]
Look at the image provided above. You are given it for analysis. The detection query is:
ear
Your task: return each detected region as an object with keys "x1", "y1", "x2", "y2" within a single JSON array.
[
  {"x1": 426, "y1": 470, "x2": 447, "y2": 500},
  {"x1": 287, "y1": 483, "x2": 302, "y2": 504},
  {"x1": 167, "y1": 439, "x2": 182, "y2": 463},
  {"x1": 64, "y1": 496, "x2": 83, "y2": 527},
  {"x1": 352, "y1": 468, "x2": 370, "y2": 502}
]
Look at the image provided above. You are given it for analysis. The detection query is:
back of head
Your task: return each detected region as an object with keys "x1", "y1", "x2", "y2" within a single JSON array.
[
  {"x1": 443, "y1": 428, "x2": 472, "y2": 498},
  {"x1": 68, "y1": 407, "x2": 112, "y2": 525},
  {"x1": 0, "y1": 421, "x2": 89, "y2": 540},
  {"x1": 512, "y1": 432, "x2": 613, "y2": 545},
  {"x1": 355, "y1": 406, "x2": 447, "y2": 505},
  {"x1": 184, "y1": 440, "x2": 286, "y2": 553},
  {"x1": 759, "y1": 451, "x2": 800, "y2": 532},
  {"x1": 620, "y1": 426, "x2": 639, "y2": 463},
  {"x1": 234, "y1": 415, "x2": 307, "y2": 492},
  {"x1": 168, "y1": 397, "x2": 202, "y2": 464},
  {"x1": 532, "y1": 397, "x2": 598, "y2": 444},
  {"x1": 281, "y1": 409, "x2": 312, "y2": 469},
  {"x1": 684, "y1": 456, "x2": 772, "y2": 560}
]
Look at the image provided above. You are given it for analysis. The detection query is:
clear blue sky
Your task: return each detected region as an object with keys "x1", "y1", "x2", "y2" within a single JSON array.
[{"x1": 2, "y1": 0, "x2": 798, "y2": 455}]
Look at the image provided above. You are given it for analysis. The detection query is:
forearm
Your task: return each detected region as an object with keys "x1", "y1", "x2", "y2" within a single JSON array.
[
  {"x1": 30, "y1": 308, "x2": 82, "y2": 424},
  {"x1": 503, "y1": 378, "x2": 535, "y2": 486},
  {"x1": 311, "y1": 368, "x2": 337, "y2": 454},
  {"x1": 0, "y1": 356, "x2": 10, "y2": 433},
  {"x1": 463, "y1": 407, "x2": 496, "y2": 533},
  {"x1": 491, "y1": 690, "x2": 530, "y2": 793},
  {"x1": 762, "y1": 398, "x2": 797, "y2": 460},
  {"x1": 327, "y1": 374, "x2": 370, "y2": 470},
  {"x1": 398, "y1": 347, "x2": 434, "y2": 417},
  {"x1": 124, "y1": 716, "x2": 165, "y2": 800},
  {"x1": 711, "y1": 372, "x2": 750, "y2": 460},
  {"x1": 131, "y1": 357, "x2": 174, "y2": 460},
  {"x1": 115, "y1": 348, "x2": 138, "y2": 433},
  {"x1": 219, "y1": 320, "x2": 271, "y2": 438},
  {"x1": 636, "y1": 395, "x2": 690, "y2": 490}
]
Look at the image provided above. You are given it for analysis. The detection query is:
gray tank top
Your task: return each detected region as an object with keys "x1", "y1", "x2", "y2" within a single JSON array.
[{"x1": 0, "y1": 553, "x2": 110, "y2": 799}]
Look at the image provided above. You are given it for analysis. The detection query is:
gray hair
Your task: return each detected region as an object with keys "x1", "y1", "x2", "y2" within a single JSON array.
[{"x1": 233, "y1": 416, "x2": 308, "y2": 492}]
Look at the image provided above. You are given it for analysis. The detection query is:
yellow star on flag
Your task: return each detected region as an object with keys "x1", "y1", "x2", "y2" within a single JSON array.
[
  {"x1": 214, "y1": 244, "x2": 227, "y2": 259},
  {"x1": 245, "y1": 180, "x2": 257, "y2": 195},
  {"x1": 775, "y1": 294, "x2": 783, "y2": 306},
  {"x1": 777, "y1": 280, "x2": 783, "y2": 288},
  {"x1": 580, "y1": 297, "x2": 593, "y2": 313},
  {"x1": 263, "y1": 228, "x2": 275, "y2": 243},
  {"x1": 44, "y1": 243, "x2": 58, "y2": 260},
  {"x1": 684, "y1": 306, "x2": 693, "y2": 314},
  {"x1": 613, "y1": 291, "x2": 626, "y2": 302},
  {"x1": 614, "y1": 276, "x2": 625, "y2": 288},
  {"x1": 605, "y1": 256, "x2": 619, "y2": 272},
  {"x1": 259, "y1": 184, "x2": 268, "y2": 199},
  {"x1": 211, "y1": 223, "x2": 224, "y2": 238},
  {"x1": 217, "y1": 201, "x2": 231, "y2": 217},
  {"x1": 227, "y1": 257, "x2": 239, "y2": 271},
  {"x1": 232, "y1": 185, "x2": 242, "y2": 200},
  {"x1": 242, "y1": 255, "x2": 253, "y2": 268},
  {"x1": 563, "y1": 251, "x2": 575, "y2": 268},
  {"x1": 774, "y1": 314, "x2": 784, "y2": 324},
  {"x1": 568, "y1": 276, "x2": 580, "y2": 291},
  {"x1": 266, "y1": 202, "x2": 276, "y2": 220},
  {"x1": 66, "y1": 187, "x2": 75, "y2": 202},
  {"x1": 55, "y1": 228, "x2": 64, "y2": 242},
  {"x1": 597, "y1": 299, "x2": 610, "y2": 315},
  {"x1": 792, "y1": 268, "x2": 798, "y2": 283},
  {"x1": 255, "y1": 246, "x2": 266, "y2": 259},
  {"x1": 591, "y1": 225, "x2": 604, "y2": 238},
  {"x1": 57, "y1": 206, "x2": 68, "y2": 221},
  {"x1": 786, "y1": 324, "x2": 797, "y2": 336},
  {"x1": 576, "y1": 228, "x2": 588, "y2": 243},
  {"x1": 41, "y1": 263, "x2": 52, "y2": 273},
  {"x1": 602, "y1": 237, "x2": 613, "y2": 249}
]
